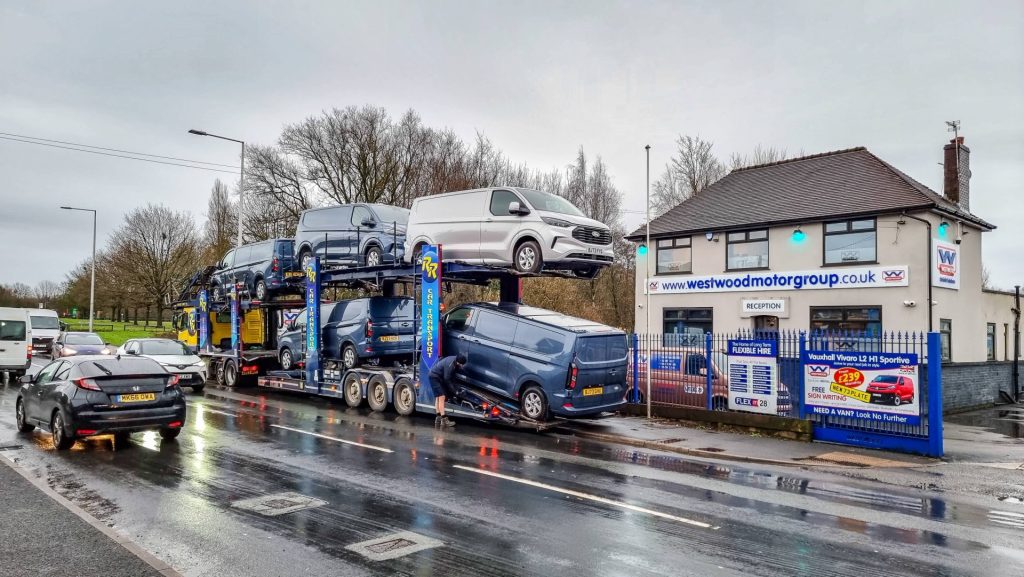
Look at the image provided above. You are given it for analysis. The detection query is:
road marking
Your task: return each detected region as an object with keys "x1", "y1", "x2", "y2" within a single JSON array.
[
  {"x1": 453, "y1": 465, "x2": 717, "y2": 529},
  {"x1": 201, "y1": 408, "x2": 238, "y2": 418},
  {"x1": 270, "y1": 424, "x2": 393, "y2": 453}
]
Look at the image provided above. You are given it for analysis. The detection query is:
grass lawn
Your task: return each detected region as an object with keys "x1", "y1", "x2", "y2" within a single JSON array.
[{"x1": 60, "y1": 319, "x2": 177, "y2": 346}]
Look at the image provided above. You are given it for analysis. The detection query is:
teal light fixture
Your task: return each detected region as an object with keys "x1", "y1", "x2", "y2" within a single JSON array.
[
  {"x1": 637, "y1": 243, "x2": 648, "y2": 256},
  {"x1": 938, "y1": 221, "x2": 950, "y2": 238},
  {"x1": 791, "y1": 226, "x2": 806, "y2": 243}
]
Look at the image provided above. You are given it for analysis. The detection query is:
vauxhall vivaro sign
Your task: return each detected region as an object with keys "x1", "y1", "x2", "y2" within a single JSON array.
[{"x1": 646, "y1": 265, "x2": 910, "y2": 294}]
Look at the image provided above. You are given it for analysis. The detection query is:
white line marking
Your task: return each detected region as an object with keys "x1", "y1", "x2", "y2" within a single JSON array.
[
  {"x1": 453, "y1": 465, "x2": 717, "y2": 529},
  {"x1": 270, "y1": 424, "x2": 393, "y2": 453},
  {"x1": 202, "y1": 408, "x2": 238, "y2": 418}
]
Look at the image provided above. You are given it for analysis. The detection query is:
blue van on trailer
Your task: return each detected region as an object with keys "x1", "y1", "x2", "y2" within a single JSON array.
[{"x1": 441, "y1": 302, "x2": 629, "y2": 420}]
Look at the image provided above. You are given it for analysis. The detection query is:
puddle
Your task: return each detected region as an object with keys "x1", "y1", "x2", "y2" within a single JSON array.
[{"x1": 946, "y1": 407, "x2": 1024, "y2": 439}]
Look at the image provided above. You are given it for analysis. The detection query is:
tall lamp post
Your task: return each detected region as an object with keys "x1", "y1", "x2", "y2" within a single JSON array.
[
  {"x1": 188, "y1": 129, "x2": 245, "y2": 248},
  {"x1": 60, "y1": 206, "x2": 97, "y2": 331},
  {"x1": 645, "y1": 144, "x2": 651, "y2": 419}
]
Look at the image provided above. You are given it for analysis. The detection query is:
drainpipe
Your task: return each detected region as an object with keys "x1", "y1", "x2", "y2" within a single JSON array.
[
  {"x1": 900, "y1": 212, "x2": 933, "y2": 332},
  {"x1": 1014, "y1": 285, "x2": 1020, "y2": 403}
]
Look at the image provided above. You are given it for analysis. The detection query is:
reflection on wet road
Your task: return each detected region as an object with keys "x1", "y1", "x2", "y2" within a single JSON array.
[{"x1": 0, "y1": 378, "x2": 1021, "y2": 577}]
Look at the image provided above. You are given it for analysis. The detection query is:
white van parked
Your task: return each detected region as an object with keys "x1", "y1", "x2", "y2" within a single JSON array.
[
  {"x1": 25, "y1": 308, "x2": 60, "y2": 356},
  {"x1": 0, "y1": 307, "x2": 32, "y2": 378},
  {"x1": 403, "y1": 187, "x2": 614, "y2": 277}
]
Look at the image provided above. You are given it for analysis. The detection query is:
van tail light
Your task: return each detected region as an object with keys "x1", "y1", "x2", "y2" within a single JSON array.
[
  {"x1": 74, "y1": 378, "x2": 101, "y2": 391},
  {"x1": 27, "y1": 344, "x2": 32, "y2": 359},
  {"x1": 166, "y1": 375, "x2": 180, "y2": 389},
  {"x1": 567, "y1": 361, "x2": 578, "y2": 390},
  {"x1": 272, "y1": 257, "x2": 279, "y2": 272},
  {"x1": 366, "y1": 320, "x2": 374, "y2": 338}
]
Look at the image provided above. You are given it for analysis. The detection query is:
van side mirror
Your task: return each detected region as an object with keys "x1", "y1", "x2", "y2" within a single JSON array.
[
  {"x1": 508, "y1": 201, "x2": 529, "y2": 216},
  {"x1": 361, "y1": 217, "x2": 377, "y2": 227}
]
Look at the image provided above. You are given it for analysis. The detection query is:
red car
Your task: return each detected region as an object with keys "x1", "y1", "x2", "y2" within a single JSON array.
[{"x1": 865, "y1": 375, "x2": 915, "y2": 406}]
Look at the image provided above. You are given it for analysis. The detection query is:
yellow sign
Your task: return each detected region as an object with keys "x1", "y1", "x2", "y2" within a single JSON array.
[
  {"x1": 829, "y1": 382, "x2": 871, "y2": 403},
  {"x1": 422, "y1": 255, "x2": 438, "y2": 280}
]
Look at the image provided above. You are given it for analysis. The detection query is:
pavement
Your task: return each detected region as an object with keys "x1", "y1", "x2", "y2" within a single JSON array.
[{"x1": 1, "y1": 357, "x2": 1022, "y2": 576}]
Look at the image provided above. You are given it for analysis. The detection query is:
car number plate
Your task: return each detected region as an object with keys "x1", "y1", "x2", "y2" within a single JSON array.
[
  {"x1": 285, "y1": 271, "x2": 304, "y2": 278},
  {"x1": 378, "y1": 335, "x2": 400, "y2": 342},
  {"x1": 117, "y1": 393, "x2": 156, "y2": 403},
  {"x1": 582, "y1": 387, "x2": 604, "y2": 397}
]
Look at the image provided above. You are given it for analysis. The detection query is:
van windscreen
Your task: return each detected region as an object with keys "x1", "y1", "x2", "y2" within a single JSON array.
[
  {"x1": 575, "y1": 334, "x2": 627, "y2": 362},
  {"x1": 0, "y1": 320, "x2": 26, "y2": 341},
  {"x1": 30, "y1": 316, "x2": 60, "y2": 330}
]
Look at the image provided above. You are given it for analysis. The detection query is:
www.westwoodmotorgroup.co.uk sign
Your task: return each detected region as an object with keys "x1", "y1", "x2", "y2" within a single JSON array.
[{"x1": 646, "y1": 265, "x2": 909, "y2": 294}]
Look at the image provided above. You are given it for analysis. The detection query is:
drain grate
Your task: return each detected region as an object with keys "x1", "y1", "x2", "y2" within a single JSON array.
[
  {"x1": 695, "y1": 447, "x2": 724, "y2": 453},
  {"x1": 231, "y1": 492, "x2": 326, "y2": 516},
  {"x1": 346, "y1": 531, "x2": 443, "y2": 561}
]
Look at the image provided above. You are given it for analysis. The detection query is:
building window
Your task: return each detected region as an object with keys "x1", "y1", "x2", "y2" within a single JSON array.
[
  {"x1": 656, "y1": 237, "x2": 692, "y2": 275},
  {"x1": 726, "y1": 229, "x2": 768, "y2": 271},
  {"x1": 824, "y1": 218, "x2": 876, "y2": 265},
  {"x1": 662, "y1": 308, "x2": 712, "y2": 345},
  {"x1": 987, "y1": 323, "x2": 997, "y2": 361},
  {"x1": 940, "y1": 319, "x2": 952, "y2": 362},
  {"x1": 810, "y1": 306, "x2": 882, "y2": 335}
]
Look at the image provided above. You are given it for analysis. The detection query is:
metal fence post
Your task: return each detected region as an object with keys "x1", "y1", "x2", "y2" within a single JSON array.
[
  {"x1": 798, "y1": 331, "x2": 807, "y2": 420},
  {"x1": 631, "y1": 333, "x2": 639, "y2": 403},
  {"x1": 927, "y1": 331, "x2": 944, "y2": 457},
  {"x1": 705, "y1": 331, "x2": 713, "y2": 410}
]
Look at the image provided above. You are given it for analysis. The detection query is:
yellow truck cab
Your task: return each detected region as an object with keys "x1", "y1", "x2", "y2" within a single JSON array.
[{"x1": 174, "y1": 306, "x2": 265, "y2": 350}]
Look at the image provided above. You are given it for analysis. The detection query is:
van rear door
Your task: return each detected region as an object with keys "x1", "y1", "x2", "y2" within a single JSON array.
[
  {"x1": 569, "y1": 333, "x2": 628, "y2": 409},
  {"x1": 0, "y1": 310, "x2": 30, "y2": 371},
  {"x1": 367, "y1": 298, "x2": 415, "y2": 356}
]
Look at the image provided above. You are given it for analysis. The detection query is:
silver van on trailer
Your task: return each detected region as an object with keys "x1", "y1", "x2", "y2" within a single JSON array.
[{"x1": 403, "y1": 187, "x2": 614, "y2": 277}]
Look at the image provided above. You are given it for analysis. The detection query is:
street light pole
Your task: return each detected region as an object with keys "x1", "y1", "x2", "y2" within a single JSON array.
[
  {"x1": 645, "y1": 144, "x2": 651, "y2": 420},
  {"x1": 60, "y1": 206, "x2": 97, "y2": 332},
  {"x1": 189, "y1": 129, "x2": 245, "y2": 248}
]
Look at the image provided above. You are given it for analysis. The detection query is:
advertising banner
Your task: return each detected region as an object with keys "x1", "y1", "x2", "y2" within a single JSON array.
[
  {"x1": 727, "y1": 339, "x2": 778, "y2": 414},
  {"x1": 419, "y1": 245, "x2": 442, "y2": 401},
  {"x1": 646, "y1": 265, "x2": 909, "y2": 294},
  {"x1": 803, "y1": 350, "x2": 920, "y2": 425},
  {"x1": 304, "y1": 257, "x2": 321, "y2": 383},
  {"x1": 197, "y1": 289, "x2": 209, "y2": 351},
  {"x1": 229, "y1": 286, "x2": 239, "y2": 350},
  {"x1": 931, "y1": 238, "x2": 960, "y2": 290}
]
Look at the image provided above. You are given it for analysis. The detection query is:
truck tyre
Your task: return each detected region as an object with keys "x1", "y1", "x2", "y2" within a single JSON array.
[
  {"x1": 280, "y1": 348, "x2": 294, "y2": 371},
  {"x1": 367, "y1": 375, "x2": 389, "y2": 412},
  {"x1": 343, "y1": 371, "x2": 363, "y2": 407},
  {"x1": 365, "y1": 245, "x2": 383, "y2": 267},
  {"x1": 393, "y1": 378, "x2": 415, "y2": 416},
  {"x1": 520, "y1": 385, "x2": 548, "y2": 421},
  {"x1": 514, "y1": 240, "x2": 543, "y2": 274},
  {"x1": 342, "y1": 344, "x2": 359, "y2": 369},
  {"x1": 223, "y1": 359, "x2": 239, "y2": 388},
  {"x1": 254, "y1": 279, "x2": 268, "y2": 301}
]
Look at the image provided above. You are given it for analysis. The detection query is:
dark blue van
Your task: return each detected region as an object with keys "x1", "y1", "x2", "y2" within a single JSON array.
[
  {"x1": 210, "y1": 239, "x2": 299, "y2": 302},
  {"x1": 294, "y1": 204, "x2": 409, "y2": 269},
  {"x1": 442, "y1": 303, "x2": 628, "y2": 420},
  {"x1": 277, "y1": 297, "x2": 416, "y2": 370}
]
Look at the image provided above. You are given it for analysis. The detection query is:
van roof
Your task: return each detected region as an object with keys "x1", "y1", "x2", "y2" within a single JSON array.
[{"x1": 472, "y1": 302, "x2": 623, "y2": 334}]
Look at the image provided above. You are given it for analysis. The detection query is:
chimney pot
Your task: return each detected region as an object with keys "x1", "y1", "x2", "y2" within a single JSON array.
[{"x1": 943, "y1": 137, "x2": 971, "y2": 211}]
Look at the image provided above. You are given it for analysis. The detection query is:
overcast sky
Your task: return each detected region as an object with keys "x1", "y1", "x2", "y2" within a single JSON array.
[{"x1": 1, "y1": 0, "x2": 1022, "y2": 290}]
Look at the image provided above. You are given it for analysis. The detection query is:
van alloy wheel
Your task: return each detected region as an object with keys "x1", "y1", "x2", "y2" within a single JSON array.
[
  {"x1": 255, "y1": 280, "x2": 267, "y2": 300},
  {"x1": 366, "y1": 247, "x2": 382, "y2": 267},
  {"x1": 342, "y1": 345, "x2": 357, "y2": 369},
  {"x1": 517, "y1": 247, "x2": 536, "y2": 271},
  {"x1": 514, "y1": 240, "x2": 543, "y2": 273},
  {"x1": 280, "y1": 349, "x2": 293, "y2": 371}
]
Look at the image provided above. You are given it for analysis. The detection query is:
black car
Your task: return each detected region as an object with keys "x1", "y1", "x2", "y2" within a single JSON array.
[
  {"x1": 295, "y1": 204, "x2": 409, "y2": 269},
  {"x1": 16, "y1": 355, "x2": 186, "y2": 450},
  {"x1": 210, "y1": 238, "x2": 300, "y2": 301}
]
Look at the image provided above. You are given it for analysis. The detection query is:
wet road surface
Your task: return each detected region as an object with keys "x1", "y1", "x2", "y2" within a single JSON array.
[{"x1": 1, "y1": 361, "x2": 1023, "y2": 576}]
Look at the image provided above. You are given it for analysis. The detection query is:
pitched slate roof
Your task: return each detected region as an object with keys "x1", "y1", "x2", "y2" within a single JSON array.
[{"x1": 627, "y1": 147, "x2": 994, "y2": 240}]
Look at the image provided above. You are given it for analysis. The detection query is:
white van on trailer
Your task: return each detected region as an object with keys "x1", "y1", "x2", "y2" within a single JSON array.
[
  {"x1": 0, "y1": 307, "x2": 32, "y2": 379},
  {"x1": 25, "y1": 308, "x2": 60, "y2": 355}
]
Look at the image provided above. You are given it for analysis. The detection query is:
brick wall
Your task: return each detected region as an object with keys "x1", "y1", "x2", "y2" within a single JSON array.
[{"x1": 937, "y1": 361, "x2": 1017, "y2": 414}]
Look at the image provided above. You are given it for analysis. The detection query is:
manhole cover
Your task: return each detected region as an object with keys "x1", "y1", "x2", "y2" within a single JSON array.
[
  {"x1": 0, "y1": 445, "x2": 24, "y2": 452},
  {"x1": 231, "y1": 492, "x2": 326, "y2": 516},
  {"x1": 696, "y1": 447, "x2": 724, "y2": 453},
  {"x1": 346, "y1": 531, "x2": 443, "y2": 561}
]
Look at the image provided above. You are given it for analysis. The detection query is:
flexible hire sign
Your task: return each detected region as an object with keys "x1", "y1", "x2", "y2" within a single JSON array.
[{"x1": 646, "y1": 265, "x2": 909, "y2": 294}]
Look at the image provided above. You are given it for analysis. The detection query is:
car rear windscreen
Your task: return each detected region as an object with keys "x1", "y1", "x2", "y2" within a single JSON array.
[
  {"x1": 141, "y1": 341, "x2": 191, "y2": 355},
  {"x1": 30, "y1": 316, "x2": 60, "y2": 330},
  {"x1": 369, "y1": 298, "x2": 414, "y2": 319},
  {"x1": 575, "y1": 334, "x2": 628, "y2": 362},
  {"x1": 77, "y1": 357, "x2": 165, "y2": 377},
  {"x1": 0, "y1": 320, "x2": 26, "y2": 341}
]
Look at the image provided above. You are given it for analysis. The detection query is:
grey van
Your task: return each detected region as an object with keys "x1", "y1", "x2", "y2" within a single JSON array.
[
  {"x1": 294, "y1": 204, "x2": 409, "y2": 269},
  {"x1": 211, "y1": 239, "x2": 299, "y2": 301},
  {"x1": 441, "y1": 303, "x2": 628, "y2": 420},
  {"x1": 277, "y1": 297, "x2": 416, "y2": 370}
]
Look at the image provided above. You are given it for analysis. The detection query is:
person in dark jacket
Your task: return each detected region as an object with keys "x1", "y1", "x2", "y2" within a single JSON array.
[{"x1": 428, "y1": 353, "x2": 466, "y2": 427}]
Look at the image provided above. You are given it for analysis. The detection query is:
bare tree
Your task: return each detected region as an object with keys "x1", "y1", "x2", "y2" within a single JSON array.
[
  {"x1": 729, "y1": 144, "x2": 789, "y2": 170},
  {"x1": 106, "y1": 205, "x2": 200, "y2": 325},
  {"x1": 651, "y1": 135, "x2": 726, "y2": 216},
  {"x1": 242, "y1": 146, "x2": 313, "y2": 239},
  {"x1": 202, "y1": 179, "x2": 238, "y2": 262},
  {"x1": 34, "y1": 280, "x2": 61, "y2": 306}
]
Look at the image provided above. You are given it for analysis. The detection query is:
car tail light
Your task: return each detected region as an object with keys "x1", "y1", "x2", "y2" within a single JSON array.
[
  {"x1": 567, "y1": 362, "x2": 578, "y2": 390},
  {"x1": 166, "y1": 375, "x2": 180, "y2": 389},
  {"x1": 167, "y1": 421, "x2": 183, "y2": 428},
  {"x1": 366, "y1": 320, "x2": 374, "y2": 338},
  {"x1": 74, "y1": 377, "x2": 101, "y2": 391},
  {"x1": 490, "y1": 406, "x2": 500, "y2": 417},
  {"x1": 76, "y1": 429, "x2": 98, "y2": 436},
  {"x1": 272, "y1": 257, "x2": 279, "y2": 272}
]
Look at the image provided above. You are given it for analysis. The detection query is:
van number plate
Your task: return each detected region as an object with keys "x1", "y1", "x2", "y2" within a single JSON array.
[
  {"x1": 378, "y1": 335, "x2": 400, "y2": 342},
  {"x1": 582, "y1": 387, "x2": 603, "y2": 397},
  {"x1": 586, "y1": 247, "x2": 603, "y2": 254}
]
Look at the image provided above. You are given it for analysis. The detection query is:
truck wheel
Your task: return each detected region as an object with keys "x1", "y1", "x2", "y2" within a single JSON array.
[
  {"x1": 367, "y1": 375, "x2": 389, "y2": 412},
  {"x1": 223, "y1": 359, "x2": 239, "y2": 388},
  {"x1": 393, "y1": 378, "x2": 415, "y2": 416},
  {"x1": 520, "y1": 386, "x2": 548, "y2": 421},
  {"x1": 343, "y1": 371, "x2": 363, "y2": 407},
  {"x1": 365, "y1": 246, "x2": 383, "y2": 267},
  {"x1": 342, "y1": 344, "x2": 359, "y2": 369},
  {"x1": 280, "y1": 348, "x2": 294, "y2": 371},
  {"x1": 254, "y1": 279, "x2": 267, "y2": 301},
  {"x1": 514, "y1": 240, "x2": 543, "y2": 273}
]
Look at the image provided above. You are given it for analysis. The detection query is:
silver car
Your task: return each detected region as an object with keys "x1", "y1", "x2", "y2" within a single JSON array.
[
  {"x1": 117, "y1": 338, "x2": 207, "y2": 392},
  {"x1": 403, "y1": 187, "x2": 614, "y2": 277}
]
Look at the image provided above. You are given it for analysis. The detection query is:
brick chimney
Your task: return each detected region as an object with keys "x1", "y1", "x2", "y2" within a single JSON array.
[{"x1": 943, "y1": 136, "x2": 971, "y2": 211}]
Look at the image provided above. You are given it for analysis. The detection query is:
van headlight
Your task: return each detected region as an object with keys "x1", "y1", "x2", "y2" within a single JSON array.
[{"x1": 541, "y1": 217, "x2": 573, "y2": 228}]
